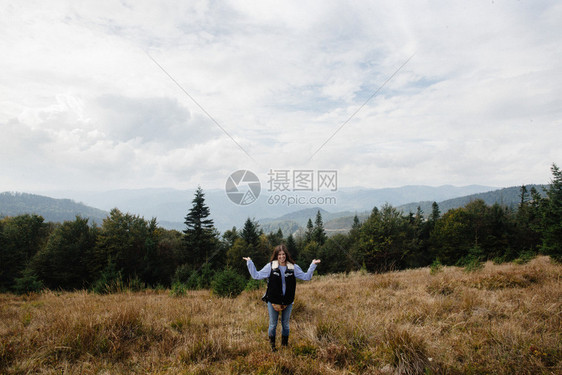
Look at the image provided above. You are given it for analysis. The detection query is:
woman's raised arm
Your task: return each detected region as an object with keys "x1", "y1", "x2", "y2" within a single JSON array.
[{"x1": 244, "y1": 257, "x2": 271, "y2": 280}]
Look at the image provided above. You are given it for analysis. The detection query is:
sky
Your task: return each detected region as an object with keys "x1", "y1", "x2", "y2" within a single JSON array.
[{"x1": 1, "y1": 0, "x2": 561, "y2": 194}]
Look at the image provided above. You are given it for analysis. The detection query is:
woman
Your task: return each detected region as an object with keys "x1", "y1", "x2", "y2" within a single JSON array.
[{"x1": 243, "y1": 244, "x2": 321, "y2": 352}]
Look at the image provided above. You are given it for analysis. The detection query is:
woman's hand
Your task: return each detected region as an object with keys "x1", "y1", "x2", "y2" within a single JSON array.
[
  {"x1": 312, "y1": 259, "x2": 321, "y2": 264},
  {"x1": 242, "y1": 257, "x2": 251, "y2": 261}
]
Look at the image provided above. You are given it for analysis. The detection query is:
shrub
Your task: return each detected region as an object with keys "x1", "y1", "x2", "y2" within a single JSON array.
[
  {"x1": 244, "y1": 278, "x2": 265, "y2": 291},
  {"x1": 186, "y1": 272, "x2": 200, "y2": 290},
  {"x1": 463, "y1": 257, "x2": 484, "y2": 272},
  {"x1": 211, "y1": 268, "x2": 246, "y2": 298},
  {"x1": 169, "y1": 281, "x2": 187, "y2": 297},
  {"x1": 197, "y1": 263, "x2": 214, "y2": 289},
  {"x1": 172, "y1": 264, "x2": 192, "y2": 283},
  {"x1": 513, "y1": 250, "x2": 537, "y2": 264},
  {"x1": 126, "y1": 276, "x2": 146, "y2": 292},
  {"x1": 429, "y1": 259, "x2": 443, "y2": 275},
  {"x1": 13, "y1": 269, "x2": 44, "y2": 294},
  {"x1": 458, "y1": 246, "x2": 485, "y2": 272},
  {"x1": 91, "y1": 259, "x2": 123, "y2": 294},
  {"x1": 91, "y1": 277, "x2": 124, "y2": 294}
]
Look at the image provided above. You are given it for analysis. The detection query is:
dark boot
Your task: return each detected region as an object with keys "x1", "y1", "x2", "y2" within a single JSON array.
[
  {"x1": 269, "y1": 336, "x2": 277, "y2": 352},
  {"x1": 281, "y1": 335, "x2": 289, "y2": 347}
]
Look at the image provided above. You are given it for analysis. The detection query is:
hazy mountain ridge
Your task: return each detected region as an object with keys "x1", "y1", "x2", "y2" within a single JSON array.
[
  {"x1": 34, "y1": 184, "x2": 496, "y2": 232},
  {"x1": 397, "y1": 184, "x2": 548, "y2": 216},
  {"x1": 3, "y1": 184, "x2": 509, "y2": 232},
  {"x1": 261, "y1": 185, "x2": 550, "y2": 234},
  {"x1": 0, "y1": 192, "x2": 108, "y2": 224}
]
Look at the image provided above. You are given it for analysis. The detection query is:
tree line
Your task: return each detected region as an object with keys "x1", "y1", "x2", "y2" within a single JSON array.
[{"x1": 1, "y1": 164, "x2": 561, "y2": 294}]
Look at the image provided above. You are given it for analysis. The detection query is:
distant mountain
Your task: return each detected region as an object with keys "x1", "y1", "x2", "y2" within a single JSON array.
[
  {"x1": 260, "y1": 207, "x2": 357, "y2": 226},
  {"x1": 0, "y1": 192, "x2": 108, "y2": 224},
  {"x1": 5, "y1": 184, "x2": 542, "y2": 233},
  {"x1": 397, "y1": 184, "x2": 548, "y2": 215},
  {"x1": 324, "y1": 213, "x2": 370, "y2": 230},
  {"x1": 259, "y1": 220, "x2": 301, "y2": 237},
  {"x1": 331, "y1": 184, "x2": 497, "y2": 211},
  {"x1": 258, "y1": 208, "x2": 371, "y2": 237},
  {"x1": 258, "y1": 207, "x2": 358, "y2": 236},
  {"x1": 260, "y1": 185, "x2": 550, "y2": 236},
  {"x1": 36, "y1": 185, "x2": 496, "y2": 232}
]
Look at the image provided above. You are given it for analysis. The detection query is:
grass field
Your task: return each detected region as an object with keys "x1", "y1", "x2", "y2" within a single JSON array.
[{"x1": 1, "y1": 256, "x2": 561, "y2": 374}]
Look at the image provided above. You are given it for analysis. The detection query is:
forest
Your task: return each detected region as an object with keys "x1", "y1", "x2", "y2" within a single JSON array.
[{"x1": 1, "y1": 164, "x2": 561, "y2": 295}]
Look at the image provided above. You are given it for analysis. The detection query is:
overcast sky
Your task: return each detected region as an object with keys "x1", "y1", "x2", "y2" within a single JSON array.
[{"x1": 1, "y1": 0, "x2": 561, "y2": 193}]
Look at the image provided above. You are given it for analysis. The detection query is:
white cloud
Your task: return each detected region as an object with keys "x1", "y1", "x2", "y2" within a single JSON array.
[{"x1": 0, "y1": 0, "x2": 561, "y2": 193}]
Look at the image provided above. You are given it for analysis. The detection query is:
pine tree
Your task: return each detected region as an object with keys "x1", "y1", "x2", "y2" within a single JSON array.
[
  {"x1": 352, "y1": 214, "x2": 361, "y2": 230},
  {"x1": 305, "y1": 219, "x2": 314, "y2": 243},
  {"x1": 430, "y1": 202, "x2": 440, "y2": 223},
  {"x1": 222, "y1": 227, "x2": 239, "y2": 249},
  {"x1": 286, "y1": 233, "x2": 298, "y2": 260},
  {"x1": 183, "y1": 187, "x2": 217, "y2": 269},
  {"x1": 542, "y1": 163, "x2": 562, "y2": 259},
  {"x1": 519, "y1": 185, "x2": 528, "y2": 207},
  {"x1": 276, "y1": 228, "x2": 284, "y2": 243},
  {"x1": 0, "y1": 214, "x2": 49, "y2": 291},
  {"x1": 313, "y1": 210, "x2": 327, "y2": 245},
  {"x1": 241, "y1": 218, "x2": 260, "y2": 247},
  {"x1": 266, "y1": 228, "x2": 284, "y2": 247},
  {"x1": 515, "y1": 185, "x2": 541, "y2": 254},
  {"x1": 30, "y1": 216, "x2": 96, "y2": 290}
]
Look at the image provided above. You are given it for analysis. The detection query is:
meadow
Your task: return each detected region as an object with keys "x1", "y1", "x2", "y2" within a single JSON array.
[{"x1": 1, "y1": 256, "x2": 560, "y2": 374}]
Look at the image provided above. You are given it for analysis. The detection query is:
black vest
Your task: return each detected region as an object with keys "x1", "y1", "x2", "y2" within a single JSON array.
[{"x1": 265, "y1": 261, "x2": 296, "y2": 305}]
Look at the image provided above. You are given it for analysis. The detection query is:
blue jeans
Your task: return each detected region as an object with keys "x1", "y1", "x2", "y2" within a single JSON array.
[{"x1": 267, "y1": 302, "x2": 293, "y2": 337}]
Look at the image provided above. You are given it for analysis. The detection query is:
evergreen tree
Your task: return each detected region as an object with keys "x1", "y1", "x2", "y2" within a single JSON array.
[
  {"x1": 305, "y1": 218, "x2": 314, "y2": 243},
  {"x1": 299, "y1": 240, "x2": 320, "y2": 266},
  {"x1": 404, "y1": 206, "x2": 427, "y2": 268},
  {"x1": 429, "y1": 202, "x2": 440, "y2": 223},
  {"x1": 317, "y1": 234, "x2": 353, "y2": 274},
  {"x1": 183, "y1": 186, "x2": 217, "y2": 269},
  {"x1": 241, "y1": 218, "x2": 260, "y2": 247},
  {"x1": 275, "y1": 228, "x2": 284, "y2": 244},
  {"x1": 0, "y1": 214, "x2": 50, "y2": 291},
  {"x1": 357, "y1": 204, "x2": 414, "y2": 272},
  {"x1": 255, "y1": 234, "x2": 273, "y2": 266},
  {"x1": 512, "y1": 185, "x2": 541, "y2": 256},
  {"x1": 156, "y1": 228, "x2": 184, "y2": 285},
  {"x1": 286, "y1": 233, "x2": 298, "y2": 260},
  {"x1": 226, "y1": 238, "x2": 249, "y2": 276},
  {"x1": 266, "y1": 228, "x2": 284, "y2": 247},
  {"x1": 93, "y1": 209, "x2": 162, "y2": 286},
  {"x1": 520, "y1": 185, "x2": 528, "y2": 206},
  {"x1": 313, "y1": 210, "x2": 327, "y2": 245},
  {"x1": 542, "y1": 163, "x2": 562, "y2": 259},
  {"x1": 140, "y1": 218, "x2": 169, "y2": 286},
  {"x1": 222, "y1": 227, "x2": 239, "y2": 250},
  {"x1": 352, "y1": 214, "x2": 361, "y2": 230},
  {"x1": 30, "y1": 216, "x2": 97, "y2": 290}
]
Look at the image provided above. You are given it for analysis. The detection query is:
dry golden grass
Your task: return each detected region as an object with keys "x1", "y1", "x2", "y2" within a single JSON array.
[{"x1": 1, "y1": 256, "x2": 560, "y2": 374}]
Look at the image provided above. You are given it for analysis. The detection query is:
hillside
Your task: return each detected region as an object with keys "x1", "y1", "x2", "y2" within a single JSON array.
[
  {"x1": 0, "y1": 192, "x2": 108, "y2": 224},
  {"x1": 3, "y1": 184, "x2": 546, "y2": 233},
  {"x1": 1, "y1": 257, "x2": 560, "y2": 374},
  {"x1": 36, "y1": 184, "x2": 495, "y2": 231},
  {"x1": 397, "y1": 184, "x2": 548, "y2": 215},
  {"x1": 258, "y1": 208, "x2": 369, "y2": 236},
  {"x1": 257, "y1": 185, "x2": 542, "y2": 235}
]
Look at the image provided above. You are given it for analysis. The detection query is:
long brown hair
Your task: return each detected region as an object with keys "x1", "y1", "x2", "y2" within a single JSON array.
[{"x1": 270, "y1": 244, "x2": 295, "y2": 264}]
